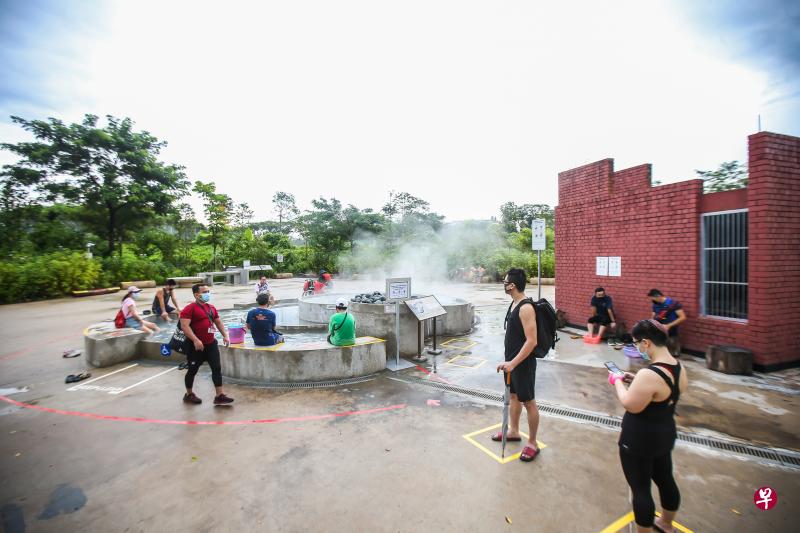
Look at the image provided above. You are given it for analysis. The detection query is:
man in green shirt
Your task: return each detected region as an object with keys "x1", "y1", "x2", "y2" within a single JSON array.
[{"x1": 328, "y1": 297, "x2": 356, "y2": 346}]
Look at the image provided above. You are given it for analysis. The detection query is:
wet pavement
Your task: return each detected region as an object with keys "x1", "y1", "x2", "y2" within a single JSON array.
[{"x1": 0, "y1": 279, "x2": 798, "y2": 532}]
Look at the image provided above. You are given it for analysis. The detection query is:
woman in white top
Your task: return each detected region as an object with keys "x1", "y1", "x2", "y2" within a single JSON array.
[{"x1": 120, "y1": 286, "x2": 160, "y2": 334}]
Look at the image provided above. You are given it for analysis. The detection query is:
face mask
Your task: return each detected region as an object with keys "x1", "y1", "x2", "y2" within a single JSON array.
[
  {"x1": 200, "y1": 293, "x2": 211, "y2": 303},
  {"x1": 132, "y1": 292, "x2": 141, "y2": 300},
  {"x1": 637, "y1": 342, "x2": 650, "y2": 361}
]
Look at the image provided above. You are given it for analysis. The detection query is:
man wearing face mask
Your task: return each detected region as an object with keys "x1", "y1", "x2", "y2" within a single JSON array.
[
  {"x1": 495, "y1": 268, "x2": 542, "y2": 463},
  {"x1": 179, "y1": 283, "x2": 233, "y2": 405},
  {"x1": 647, "y1": 289, "x2": 687, "y2": 357}
]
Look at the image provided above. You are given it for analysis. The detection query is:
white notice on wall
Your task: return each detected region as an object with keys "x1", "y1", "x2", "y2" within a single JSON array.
[
  {"x1": 608, "y1": 257, "x2": 621, "y2": 277},
  {"x1": 596, "y1": 257, "x2": 609, "y2": 276}
]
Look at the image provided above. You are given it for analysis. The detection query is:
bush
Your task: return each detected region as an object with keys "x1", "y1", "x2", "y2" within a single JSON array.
[
  {"x1": 0, "y1": 251, "x2": 102, "y2": 303},
  {"x1": 99, "y1": 250, "x2": 171, "y2": 285}
]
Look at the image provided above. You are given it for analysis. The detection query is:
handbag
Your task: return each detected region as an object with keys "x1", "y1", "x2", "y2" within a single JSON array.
[{"x1": 169, "y1": 323, "x2": 188, "y2": 354}]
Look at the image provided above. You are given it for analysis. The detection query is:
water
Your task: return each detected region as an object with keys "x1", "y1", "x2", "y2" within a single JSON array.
[{"x1": 145, "y1": 315, "x2": 327, "y2": 347}]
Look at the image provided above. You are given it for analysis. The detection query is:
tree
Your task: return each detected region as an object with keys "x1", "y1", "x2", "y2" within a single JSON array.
[
  {"x1": 193, "y1": 181, "x2": 232, "y2": 269},
  {"x1": 272, "y1": 191, "x2": 299, "y2": 233},
  {"x1": 232, "y1": 202, "x2": 254, "y2": 229},
  {"x1": 499, "y1": 202, "x2": 554, "y2": 233},
  {"x1": 0, "y1": 114, "x2": 189, "y2": 256},
  {"x1": 696, "y1": 161, "x2": 748, "y2": 193},
  {"x1": 381, "y1": 190, "x2": 430, "y2": 221}
]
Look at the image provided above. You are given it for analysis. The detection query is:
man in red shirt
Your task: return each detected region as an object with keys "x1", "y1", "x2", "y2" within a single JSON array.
[{"x1": 179, "y1": 283, "x2": 233, "y2": 405}]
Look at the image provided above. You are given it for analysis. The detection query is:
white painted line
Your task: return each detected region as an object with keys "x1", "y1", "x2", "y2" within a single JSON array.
[
  {"x1": 109, "y1": 366, "x2": 178, "y2": 395},
  {"x1": 67, "y1": 363, "x2": 139, "y2": 391}
]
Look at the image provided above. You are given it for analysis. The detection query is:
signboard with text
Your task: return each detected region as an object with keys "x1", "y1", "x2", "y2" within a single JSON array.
[
  {"x1": 404, "y1": 296, "x2": 447, "y2": 322},
  {"x1": 531, "y1": 219, "x2": 546, "y2": 251},
  {"x1": 386, "y1": 277, "x2": 411, "y2": 302}
]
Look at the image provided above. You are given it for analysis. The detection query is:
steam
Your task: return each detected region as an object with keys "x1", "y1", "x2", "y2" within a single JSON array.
[{"x1": 337, "y1": 220, "x2": 505, "y2": 293}]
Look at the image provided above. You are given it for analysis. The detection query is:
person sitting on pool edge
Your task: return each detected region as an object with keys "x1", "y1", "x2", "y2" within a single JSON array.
[
  {"x1": 327, "y1": 297, "x2": 356, "y2": 346},
  {"x1": 152, "y1": 278, "x2": 181, "y2": 321},
  {"x1": 245, "y1": 293, "x2": 284, "y2": 346}
]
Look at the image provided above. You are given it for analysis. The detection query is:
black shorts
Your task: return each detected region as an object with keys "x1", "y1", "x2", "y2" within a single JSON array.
[
  {"x1": 588, "y1": 315, "x2": 611, "y2": 326},
  {"x1": 153, "y1": 304, "x2": 175, "y2": 315},
  {"x1": 507, "y1": 358, "x2": 537, "y2": 402}
]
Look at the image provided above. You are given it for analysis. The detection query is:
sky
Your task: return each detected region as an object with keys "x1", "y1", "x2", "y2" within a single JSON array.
[{"x1": 1, "y1": 0, "x2": 798, "y2": 223}]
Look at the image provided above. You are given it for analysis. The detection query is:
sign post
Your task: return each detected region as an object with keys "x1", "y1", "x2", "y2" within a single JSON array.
[
  {"x1": 405, "y1": 296, "x2": 447, "y2": 371},
  {"x1": 385, "y1": 277, "x2": 413, "y2": 371},
  {"x1": 531, "y1": 219, "x2": 546, "y2": 300}
]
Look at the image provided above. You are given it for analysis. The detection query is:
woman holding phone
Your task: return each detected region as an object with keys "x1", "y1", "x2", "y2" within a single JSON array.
[{"x1": 607, "y1": 319, "x2": 688, "y2": 533}]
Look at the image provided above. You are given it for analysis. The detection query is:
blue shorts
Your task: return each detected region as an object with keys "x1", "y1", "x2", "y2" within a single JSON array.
[
  {"x1": 152, "y1": 304, "x2": 176, "y2": 315},
  {"x1": 124, "y1": 317, "x2": 142, "y2": 329}
]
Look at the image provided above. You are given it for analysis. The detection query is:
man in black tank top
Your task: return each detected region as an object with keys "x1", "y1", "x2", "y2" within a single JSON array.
[{"x1": 494, "y1": 268, "x2": 541, "y2": 462}]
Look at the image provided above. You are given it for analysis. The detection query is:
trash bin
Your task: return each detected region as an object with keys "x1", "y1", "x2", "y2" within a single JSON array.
[{"x1": 705, "y1": 345, "x2": 753, "y2": 375}]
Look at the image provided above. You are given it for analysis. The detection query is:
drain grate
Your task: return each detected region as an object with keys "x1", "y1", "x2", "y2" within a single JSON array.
[
  {"x1": 390, "y1": 374, "x2": 800, "y2": 470},
  {"x1": 226, "y1": 374, "x2": 378, "y2": 389}
]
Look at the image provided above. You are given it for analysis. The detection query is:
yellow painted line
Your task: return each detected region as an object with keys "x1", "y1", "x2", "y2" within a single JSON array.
[
  {"x1": 445, "y1": 355, "x2": 487, "y2": 369},
  {"x1": 462, "y1": 423, "x2": 547, "y2": 464},
  {"x1": 227, "y1": 337, "x2": 386, "y2": 352},
  {"x1": 599, "y1": 511, "x2": 694, "y2": 533},
  {"x1": 598, "y1": 511, "x2": 634, "y2": 533},
  {"x1": 440, "y1": 338, "x2": 477, "y2": 350}
]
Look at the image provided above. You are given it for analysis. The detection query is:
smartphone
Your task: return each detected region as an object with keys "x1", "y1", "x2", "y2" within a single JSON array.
[{"x1": 604, "y1": 361, "x2": 624, "y2": 376}]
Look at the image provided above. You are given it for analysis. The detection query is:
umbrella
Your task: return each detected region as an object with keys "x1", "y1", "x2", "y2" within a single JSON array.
[{"x1": 501, "y1": 371, "x2": 511, "y2": 458}]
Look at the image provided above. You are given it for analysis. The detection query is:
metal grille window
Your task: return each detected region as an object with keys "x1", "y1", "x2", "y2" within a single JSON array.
[{"x1": 701, "y1": 210, "x2": 748, "y2": 319}]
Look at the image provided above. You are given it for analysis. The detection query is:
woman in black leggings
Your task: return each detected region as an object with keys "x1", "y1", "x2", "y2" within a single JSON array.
[{"x1": 608, "y1": 319, "x2": 688, "y2": 533}]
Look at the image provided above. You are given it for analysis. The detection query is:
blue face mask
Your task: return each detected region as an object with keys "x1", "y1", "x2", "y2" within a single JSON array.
[
  {"x1": 200, "y1": 293, "x2": 211, "y2": 303},
  {"x1": 637, "y1": 343, "x2": 650, "y2": 361}
]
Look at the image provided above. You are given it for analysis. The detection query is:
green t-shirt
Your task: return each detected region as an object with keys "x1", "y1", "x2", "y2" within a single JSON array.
[{"x1": 328, "y1": 312, "x2": 356, "y2": 346}]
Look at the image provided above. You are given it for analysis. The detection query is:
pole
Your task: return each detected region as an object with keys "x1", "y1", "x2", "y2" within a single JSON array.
[
  {"x1": 395, "y1": 301, "x2": 400, "y2": 368},
  {"x1": 427, "y1": 317, "x2": 442, "y2": 357},
  {"x1": 537, "y1": 249, "x2": 542, "y2": 300}
]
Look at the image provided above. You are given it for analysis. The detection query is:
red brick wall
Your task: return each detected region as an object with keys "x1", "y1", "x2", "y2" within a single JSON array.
[{"x1": 554, "y1": 132, "x2": 800, "y2": 370}]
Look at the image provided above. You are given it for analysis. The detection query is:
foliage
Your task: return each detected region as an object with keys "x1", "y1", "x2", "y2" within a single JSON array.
[
  {"x1": 0, "y1": 251, "x2": 102, "y2": 303},
  {"x1": 1, "y1": 114, "x2": 189, "y2": 256},
  {"x1": 696, "y1": 161, "x2": 748, "y2": 193},
  {"x1": 272, "y1": 191, "x2": 299, "y2": 233},
  {"x1": 193, "y1": 181, "x2": 232, "y2": 269},
  {"x1": 499, "y1": 202, "x2": 554, "y2": 233}
]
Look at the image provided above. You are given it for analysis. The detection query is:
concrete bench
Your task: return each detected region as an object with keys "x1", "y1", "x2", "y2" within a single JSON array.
[
  {"x1": 198, "y1": 271, "x2": 242, "y2": 285},
  {"x1": 120, "y1": 280, "x2": 156, "y2": 289},
  {"x1": 170, "y1": 276, "x2": 204, "y2": 288}
]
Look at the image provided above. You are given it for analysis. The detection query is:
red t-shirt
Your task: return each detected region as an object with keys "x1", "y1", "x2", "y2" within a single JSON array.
[{"x1": 180, "y1": 302, "x2": 220, "y2": 345}]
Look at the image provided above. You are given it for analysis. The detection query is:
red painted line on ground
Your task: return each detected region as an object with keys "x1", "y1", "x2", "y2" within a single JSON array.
[
  {"x1": 0, "y1": 395, "x2": 406, "y2": 426},
  {"x1": 415, "y1": 364, "x2": 452, "y2": 385},
  {"x1": 0, "y1": 333, "x2": 83, "y2": 362}
]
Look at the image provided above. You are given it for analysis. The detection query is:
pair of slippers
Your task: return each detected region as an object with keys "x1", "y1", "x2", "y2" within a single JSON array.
[
  {"x1": 490, "y1": 432, "x2": 540, "y2": 462},
  {"x1": 65, "y1": 372, "x2": 91, "y2": 383}
]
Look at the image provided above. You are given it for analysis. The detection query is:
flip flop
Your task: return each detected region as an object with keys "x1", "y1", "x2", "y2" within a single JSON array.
[
  {"x1": 62, "y1": 349, "x2": 82, "y2": 358},
  {"x1": 65, "y1": 372, "x2": 91, "y2": 384},
  {"x1": 520, "y1": 445, "x2": 540, "y2": 462},
  {"x1": 490, "y1": 432, "x2": 521, "y2": 442},
  {"x1": 570, "y1": 335, "x2": 582, "y2": 340},
  {"x1": 613, "y1": 346, "x2": 624, "y2": 351}
]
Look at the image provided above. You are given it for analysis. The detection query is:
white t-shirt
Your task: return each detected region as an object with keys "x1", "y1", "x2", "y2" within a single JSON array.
[
  {"x1": 254, "y1": 281, "x2": 270, "y2": 295},
  {"x1": 121, "y1": 297, "x2": 137, "y2": 318}
]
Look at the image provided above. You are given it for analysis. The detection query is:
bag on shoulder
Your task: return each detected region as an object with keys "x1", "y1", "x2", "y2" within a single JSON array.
[
  {"x1": 504, "y1": 298, "x2": 559, "y2": 358},
  {"x1": 114, "y1": 309, "x2": 126, "y2": 329},
  {"x1": 532, "y1": 298, "x2": 559, "y2": 358}
]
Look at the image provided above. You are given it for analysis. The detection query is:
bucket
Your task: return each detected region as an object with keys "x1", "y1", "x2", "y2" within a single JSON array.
[
  {"x1": 228, "y1": 324, "x2": 246, "y2": 344},
  {"x1": 583, "y1": 335, "x2": 602, "y2": 344}
]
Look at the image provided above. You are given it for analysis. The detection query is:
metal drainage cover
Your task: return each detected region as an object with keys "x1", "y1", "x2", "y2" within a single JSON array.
[{"x1": 391, "y1": 375, "x2": 800, "y2": 470}]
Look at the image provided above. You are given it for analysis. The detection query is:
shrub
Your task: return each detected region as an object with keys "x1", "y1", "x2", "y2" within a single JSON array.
[{"x1": 0, "y1": 251, "x2": 102, "y2": 303}]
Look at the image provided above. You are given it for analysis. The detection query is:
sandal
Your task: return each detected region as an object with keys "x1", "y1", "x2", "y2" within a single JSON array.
[
  {"x1": 570, "y1": 335, "x2": 582, "y2": 340},
  {"x1": 520, "y1": 444, "x2": 540, "y2": 462},
  {"x1": 62, "y1": 349, "x2": 82, "y2": 358},
  {"x1": 490, "y1": 432, "x2": 521, "y2": 442},
  {"x1": 65, "y1": 372, "x2": 91, "y2": 384}
]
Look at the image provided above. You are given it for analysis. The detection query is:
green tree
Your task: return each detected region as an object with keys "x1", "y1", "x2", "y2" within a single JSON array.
[
  {"x1": 232, "y1": 202, "x2": 254, "y2": 229},
  {"x1": 696, "y1": 161, "x2": 748, "y2": 193},
  {"x1": 193, "y1": 181, "x2": 232, "y2": 269},
  {"x1": 272, "y1": 191, "x2": 299, "y2": 233},
  {"x1": 0, "y1": 114, "x2": 189, "y2": 256},
  {"x1": 499, "y1": 202, "x2": 554, "y2": 233},
  {"x1": 381, "y1": 190, "x2": 430, "y2": 221}
]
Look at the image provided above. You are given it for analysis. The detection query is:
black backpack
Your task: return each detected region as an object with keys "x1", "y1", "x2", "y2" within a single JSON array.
[{"x1": 505, "y1": 298, "x2": 559, "y2": 358}]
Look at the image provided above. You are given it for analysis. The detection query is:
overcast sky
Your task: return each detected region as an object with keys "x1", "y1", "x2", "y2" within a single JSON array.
[{"x1": 1, "y1": 0, "x2": 798, "y2": 222}]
